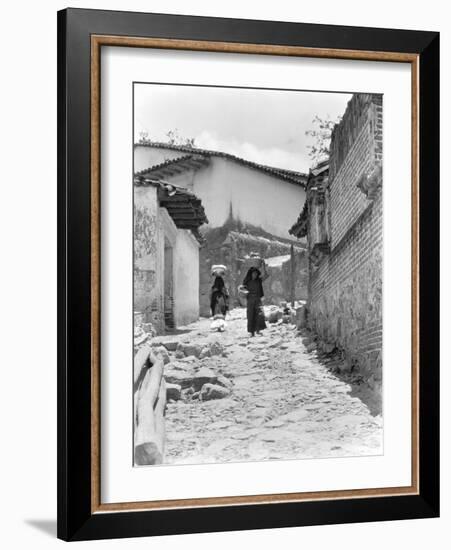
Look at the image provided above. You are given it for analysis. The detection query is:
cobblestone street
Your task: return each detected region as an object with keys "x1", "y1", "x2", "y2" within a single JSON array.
[{"x1": 151, "y1": 308, "x2": 383, "y2": 465}]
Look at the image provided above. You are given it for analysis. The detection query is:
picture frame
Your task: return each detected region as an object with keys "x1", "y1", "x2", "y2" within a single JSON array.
[{"x1": 57, "y1": 7, "x2": 439, "y2": 541}]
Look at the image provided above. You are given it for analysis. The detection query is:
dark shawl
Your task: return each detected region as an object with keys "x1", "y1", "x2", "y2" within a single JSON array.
[{"x1": 243, "y1": 268, "x2": 264, "y2": 298}]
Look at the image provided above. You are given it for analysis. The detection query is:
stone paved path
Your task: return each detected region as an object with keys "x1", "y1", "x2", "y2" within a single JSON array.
[{"x1": 158, "y1": 308, "x2": 382, "y2": 465}]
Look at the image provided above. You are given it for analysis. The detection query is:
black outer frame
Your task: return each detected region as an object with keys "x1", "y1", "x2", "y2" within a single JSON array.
[{"x1": 57, "y1": 8, "x2": 439, "y2": 542}]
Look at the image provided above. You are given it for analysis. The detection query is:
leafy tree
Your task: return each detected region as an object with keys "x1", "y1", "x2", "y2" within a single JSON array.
[
  {"x1": 165, "y1": 129, "x2": 196, "y2": 148},
  {"x1": 305, "y1": 114, "x2": 342, "y2": 166},
  {"x1": 138, "y1": 130, "x2": 149, "y2": 143}
]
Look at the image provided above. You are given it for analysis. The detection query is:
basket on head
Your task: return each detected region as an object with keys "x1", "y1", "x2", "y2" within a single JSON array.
[
  {"x1": 211, "y1": 264, "x2": 227, "y2": 277},
  {"x1": 243, "y1": 252, "x2": 263, "y2": 272}
]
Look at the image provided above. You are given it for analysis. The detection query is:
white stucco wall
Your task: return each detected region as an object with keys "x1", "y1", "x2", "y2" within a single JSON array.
[
  {"x1": 134, "y1": 146, "x2": 306, "y2": 241},
  {"x1": 134, "y1": 145, "x2": 186, "y2": 172},
  {"x1": 173, "y1": 230, "x2": 200, "y2": 326},
  {"x1": 160, "y1": 208, "x2": 200, "y2": 329},
  {"x1": 193, "y1": 158, "x2": 305, "y2": 240}
]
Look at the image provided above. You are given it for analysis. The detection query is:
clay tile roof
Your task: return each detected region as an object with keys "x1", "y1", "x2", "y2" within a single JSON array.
[
  {"x1": 310, "y1": 159, "x2": 329, "y2": 177},
  {"x1": 134, "y1": 141, "x2": 307, "y2": 187},
  {"x1": 134, "y1": 176, "x2": 208, "y2": 230},
  {"x1": 135, "y1": 154, "x2": 210, "y2": 179}
]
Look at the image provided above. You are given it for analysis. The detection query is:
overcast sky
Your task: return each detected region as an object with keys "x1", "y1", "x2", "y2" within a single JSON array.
[{"x1": 134, "y1": 84, "x2": 352, "y2": 173}]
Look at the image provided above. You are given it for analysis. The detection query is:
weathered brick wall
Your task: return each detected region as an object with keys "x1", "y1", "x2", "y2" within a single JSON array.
[
  {"x1": 308, "y1": 94, "x2": 383, "y2": 390},
  {"x1": 329, "y1": 94, "x2": 382, "y2": 247}
]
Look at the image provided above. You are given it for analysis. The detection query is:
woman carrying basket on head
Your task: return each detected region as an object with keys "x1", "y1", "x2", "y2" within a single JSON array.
[
  {"x1": 241, "y1": 259, "x2": 269, "y2": 337},
  {"x1": 210, "y1": 274, "x2": 229, "y2": 317},
  {"x1": 209, "y1": 265, "x2": 229, "y2": 332}
]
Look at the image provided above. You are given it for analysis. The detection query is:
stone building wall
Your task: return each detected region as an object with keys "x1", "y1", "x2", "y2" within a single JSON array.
[
  {"x1": 308, "y1": 93, "x2": 383, "y2": 390},
  {"x1": 265, "y1": 252, "x2": 308, "y2": 307}
]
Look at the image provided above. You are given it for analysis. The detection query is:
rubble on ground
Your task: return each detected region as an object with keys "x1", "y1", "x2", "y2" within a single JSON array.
[
  {"x1": 135, "y1": 306, "x2": 382, "y2": 465},
  {"x1": 161, "y1": 309, "x2": 382, "y2": 464},
  {"x1": 140, "y1": 339, "x2": 235, "y2": 403}
]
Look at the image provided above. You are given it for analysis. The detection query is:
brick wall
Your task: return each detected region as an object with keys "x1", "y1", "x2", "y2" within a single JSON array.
[
  {"x1": 329, "y1": 94, "x2": 382, "y2": 247},
  {"x1": 308, "y1": 93, "x2": 383, "y2": 390}
]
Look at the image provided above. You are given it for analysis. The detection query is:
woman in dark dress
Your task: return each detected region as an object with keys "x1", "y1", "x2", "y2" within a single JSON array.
[
  {"x1": 210, "y1": 276, "x2": 229, "y2": 317},
  {"x1": 242, "y1": 264, "x2": 268, "y2": 336}
]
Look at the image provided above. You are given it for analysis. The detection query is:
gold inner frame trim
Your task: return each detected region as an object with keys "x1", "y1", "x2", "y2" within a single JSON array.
[{"x1": 90, "y1": 34, "x2": 420, "y2": 514}]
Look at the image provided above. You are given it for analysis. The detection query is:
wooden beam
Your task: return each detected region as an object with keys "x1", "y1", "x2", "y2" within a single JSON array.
[
  {"x1": 163, "y1": 204, "x2": 197, "y2": 210},
  {"x1": 159, "y1": 196, "x2": 193, "y2": 204},
  {"x1": 168, "y1": 211, "x2": 197, "y2": 218},
  {"x1": 176, "y1": 222, "x2": 204, "y2": 229},
  {"x1": 170, "y1": 213, "x2": 203, "y2": 220}
]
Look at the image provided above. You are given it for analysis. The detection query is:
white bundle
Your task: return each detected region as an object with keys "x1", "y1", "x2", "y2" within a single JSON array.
[
  {"x1": 211, "y1": 318, "x2": 226, "y2": 332},
  {"x1": 243, "y1": 254, "x2": 263, "y2": 271},
  {"x1": 211, "y1": 264, "x2": 227, "y2": 277}
]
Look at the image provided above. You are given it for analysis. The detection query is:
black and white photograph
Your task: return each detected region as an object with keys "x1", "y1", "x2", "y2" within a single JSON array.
[
  {"x1": 0, "y1": 0, "x2": 444, "y2": 545},
  {"x1": 132, "y1": 84, "x2": 383, "y2": 466}
]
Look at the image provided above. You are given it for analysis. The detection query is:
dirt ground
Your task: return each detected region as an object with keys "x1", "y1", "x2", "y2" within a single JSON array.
[{"x1": 154, "y1": 307, "x2": 383, "y2": 465}]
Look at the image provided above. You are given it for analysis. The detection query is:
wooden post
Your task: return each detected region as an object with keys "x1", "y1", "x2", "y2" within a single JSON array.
[
  {"x1": 153, "y1": 378, "x2": 167, "y2": 459},
  {"x1": 290, "y1": 244, "x2": 296, "y2": 307},
  {"x1": 134, "y1": 355, "x2": 166, "y2": 465},
  {"x1": 134, "y1": 344, "x2": 151, "y2": 387}
]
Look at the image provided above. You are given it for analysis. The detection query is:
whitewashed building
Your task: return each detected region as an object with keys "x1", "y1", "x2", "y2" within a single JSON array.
[
  {"x1": 134, "y1": 177, "x2": 207, "y2": 333},
  {"x1": 135, "y1": 143, "x2": 307, "y2": 240},
  {"x1": 135, "y1": 143, "x2": 308, "y2": 315}
]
